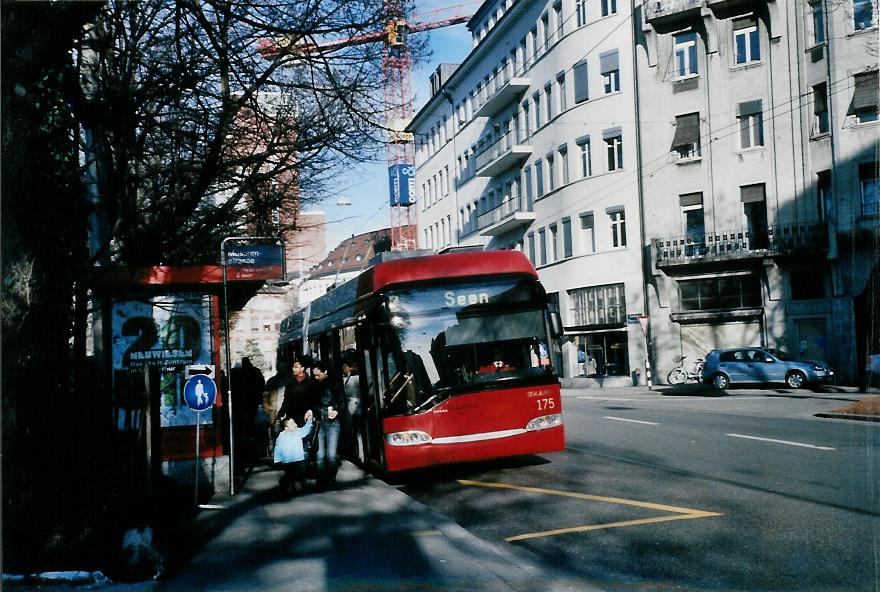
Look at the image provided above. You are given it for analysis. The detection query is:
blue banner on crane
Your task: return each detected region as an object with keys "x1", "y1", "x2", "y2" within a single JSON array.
[{"x1": 389, "y1": 163, "x2": 416, "y2": 207}]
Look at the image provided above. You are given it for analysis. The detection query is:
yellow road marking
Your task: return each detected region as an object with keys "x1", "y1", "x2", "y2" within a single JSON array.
[{"x1": 457, "y1": 479, "x2": 722, "y2": 542}]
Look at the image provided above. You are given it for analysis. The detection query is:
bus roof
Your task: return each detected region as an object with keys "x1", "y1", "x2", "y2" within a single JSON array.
[{"x1": 362, "y1": 250, "x2": 538, "y2": 295}]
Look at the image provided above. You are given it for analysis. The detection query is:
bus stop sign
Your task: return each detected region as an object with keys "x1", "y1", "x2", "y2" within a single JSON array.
[{"x1": 183, "y1": 375, "x2": 217, "y2": 412}]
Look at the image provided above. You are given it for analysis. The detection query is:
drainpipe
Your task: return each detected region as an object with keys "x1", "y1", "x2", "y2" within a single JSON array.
[{"x1": 631, "y1": 8, "x2": 654, "y2": 390}]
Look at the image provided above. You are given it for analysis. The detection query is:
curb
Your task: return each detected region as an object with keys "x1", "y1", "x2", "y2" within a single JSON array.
[{"x1": 814, "y1": 412, "x2": 880, "y2": 423}]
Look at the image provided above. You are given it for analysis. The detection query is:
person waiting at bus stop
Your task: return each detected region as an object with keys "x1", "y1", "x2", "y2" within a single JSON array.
[
  {"x1": 311, "y1": 360, "x2": 344, "y2": 489},
  {"x1": 277, "y1": 359, "x2": 314, "y2": 429}
]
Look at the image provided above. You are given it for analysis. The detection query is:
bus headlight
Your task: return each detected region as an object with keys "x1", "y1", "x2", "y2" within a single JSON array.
[
  {"x1": 385, "y1": 430, "x2": 432, "y2": 446},
  {"x1": 526, "y1": 414, "x2": 563, "y2": 432}
]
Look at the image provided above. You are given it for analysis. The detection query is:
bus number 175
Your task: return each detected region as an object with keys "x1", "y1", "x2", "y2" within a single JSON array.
[{"x1": 537, "y1": 398, "x2": 555, "y2": 411}]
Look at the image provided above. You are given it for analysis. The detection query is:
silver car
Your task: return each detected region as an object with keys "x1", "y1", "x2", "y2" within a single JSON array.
[{"x1": 701, "y1": 347, "x2": 834, "y2": 390}]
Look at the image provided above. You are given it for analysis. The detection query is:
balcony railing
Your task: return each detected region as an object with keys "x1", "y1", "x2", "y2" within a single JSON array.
[
  {"x1": 653, "y1": 222, "x2": 828, "y2": 266},
  {"x1": 474, "y1": 62, "x2": 530, "y2": 119},
  {"x1": 477, "y1": 194, "x2": 535, "y2": 236},
  {"x1": 475, "y1": 128, "x2": 532, "y2": 177},
  {"x1": 644, "y1": 0, "x2": 705, "y2": 31}
]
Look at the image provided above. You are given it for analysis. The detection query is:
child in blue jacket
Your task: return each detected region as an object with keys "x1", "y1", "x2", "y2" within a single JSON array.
[{"x1": 274, "y1": 417, "x2": 313, "y2": 494}]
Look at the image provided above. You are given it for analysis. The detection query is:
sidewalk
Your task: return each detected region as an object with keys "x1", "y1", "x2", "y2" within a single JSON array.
[{"x1": 146, "y1": 457, "x2": 590, "y2": 592}]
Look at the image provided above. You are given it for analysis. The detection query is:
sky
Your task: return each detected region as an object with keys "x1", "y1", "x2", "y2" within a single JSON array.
[{"x1": 315, "y1": 1, "x2": 478, "y2": 251}]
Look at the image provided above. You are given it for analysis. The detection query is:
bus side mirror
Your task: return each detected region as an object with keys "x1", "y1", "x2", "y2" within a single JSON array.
[{"x1": 549, "y1": 311, "x2": 563, "y2": 338}]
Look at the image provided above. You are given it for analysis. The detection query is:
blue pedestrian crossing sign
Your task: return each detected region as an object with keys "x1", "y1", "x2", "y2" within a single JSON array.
[{"x1": 184, "y1": 375, "x2": 217, "y2": 412}]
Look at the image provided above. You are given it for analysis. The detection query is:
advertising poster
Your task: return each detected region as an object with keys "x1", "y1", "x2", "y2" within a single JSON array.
[{"x1": 112, "y1": 293, "x2": 214, "y2": 427}]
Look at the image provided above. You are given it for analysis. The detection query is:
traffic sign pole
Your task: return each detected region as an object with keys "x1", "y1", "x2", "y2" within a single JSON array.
[{"x1": 194, "y1": 412, "x2": 201, "y2": 506}]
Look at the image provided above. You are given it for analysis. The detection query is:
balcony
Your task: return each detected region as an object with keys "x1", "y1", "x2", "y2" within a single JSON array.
[
  {"x1": 706, "y1": 0, "x2": 768, "y2": 19},
  {"x1": 644, "y1": 0, "x2": 705, "y2": 33},
  {"x1": 475, "y1": 128, "x2": 532, "y2": 177},
  {"x1": 474, "y1": 66, "x2": 530, "y2": 119},
  {"x1": 652, "y1": 222, "x2": 828, "y2": 269},
  {"x1": 478, "y1": 195, "x2": 535, "y2": 237}
]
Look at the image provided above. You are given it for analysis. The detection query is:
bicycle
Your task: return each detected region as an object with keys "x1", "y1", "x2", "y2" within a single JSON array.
[{"x1": 667, "y1": 356, "x2": 705, "y2": 385}]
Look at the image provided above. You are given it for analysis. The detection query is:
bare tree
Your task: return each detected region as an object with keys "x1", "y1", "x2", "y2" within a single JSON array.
[
  {"x1": 80, "y1": 0, "x2": 419, "y2": 266},
  {"x1": 2, "y1": 0, "x2": 426, "y2": 573}
]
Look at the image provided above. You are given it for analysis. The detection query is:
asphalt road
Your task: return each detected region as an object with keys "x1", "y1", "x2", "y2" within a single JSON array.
[{"x1": 400, "y1": 388, "x2": 880, "y2": 591}]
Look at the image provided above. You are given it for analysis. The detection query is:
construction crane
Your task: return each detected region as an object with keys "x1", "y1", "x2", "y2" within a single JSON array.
[{"x1": 258, "y1": 2, "x2": 474, "y2": 251}]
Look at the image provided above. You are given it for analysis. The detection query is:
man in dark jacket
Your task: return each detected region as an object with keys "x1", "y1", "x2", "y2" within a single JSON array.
[{"x1": 311, "y1": 360, "x2": 344, "y2": 488}]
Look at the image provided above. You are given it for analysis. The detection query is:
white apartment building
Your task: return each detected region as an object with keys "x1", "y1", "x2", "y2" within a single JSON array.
[
  {"x1": 637, "y1": 0, "x2": 878, "y2": 384},
  {"x1": 410, "y1": 0, "x2": 648, "y2": 383}
]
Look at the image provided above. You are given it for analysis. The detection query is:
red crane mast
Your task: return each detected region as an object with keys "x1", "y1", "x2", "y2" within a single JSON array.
[{"x1": 259, "y1": 2, "x2": 474, "y2": 250}]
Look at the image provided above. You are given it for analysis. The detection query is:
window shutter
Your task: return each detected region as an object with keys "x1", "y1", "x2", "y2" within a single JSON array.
[
  {"x1": 599, "y1": 50, "x2": 619, "y2": 74},
  {"x1": 848, "y1": 71, "x2": 879, "y2": 114},
  {"x1": 574, "y1": 60, "x2": 588, "y2": 103},
  {"x1": 602, "y1": 126, "x2": 622, "y2": 140},
  {"x1": 737, "y1": 99, "x2": 763, "y2": 116},
  {"x1": 732, "y1": 16, "x2": 756, "y2": 30},
  {"x1": 813, "y1": 84, "x2": 827, "y2": 114},
  {"x1": 679, "y1": 192, "x2": 703, "y2": 207},
  {"x1": 672, "y1": 113, "x2": 700, "y2": 148},
  {"x1": 740, "y1": 184, "x2": 766, "y2": 203}
]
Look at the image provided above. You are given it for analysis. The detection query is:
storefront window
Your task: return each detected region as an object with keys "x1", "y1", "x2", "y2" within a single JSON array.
[{"x1": 571, "y1": 332, "x2": 629, "y2": 377}]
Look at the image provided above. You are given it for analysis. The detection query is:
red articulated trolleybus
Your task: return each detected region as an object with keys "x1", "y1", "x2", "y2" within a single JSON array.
[{"x1": 277, "y1": 249, "x2": 566, "y2": 472}]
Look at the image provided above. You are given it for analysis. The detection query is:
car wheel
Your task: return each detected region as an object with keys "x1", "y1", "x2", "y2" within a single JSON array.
[
  {"x1": 668, "y1": 367, "x2": 688, "y2": 385},
  {"x1": 711, "y1": 373, "x2": 730, "y2": 390},
  {"x1": 785, "y1": 371, "x2": 806, "y2": 389}
]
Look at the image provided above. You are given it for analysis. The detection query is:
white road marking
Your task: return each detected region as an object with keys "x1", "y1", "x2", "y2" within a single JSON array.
[
  {"x1": 603, "y1": 416, "x2": 659, "y2": 426},
  {"x1": 725, "y1": 433, "x2": 835, "y2": 451}
]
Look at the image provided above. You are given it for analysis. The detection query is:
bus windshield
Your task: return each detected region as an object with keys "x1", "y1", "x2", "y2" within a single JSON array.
[{"x1": 381, "y1": 279, "x2": 553, "y2": 413}]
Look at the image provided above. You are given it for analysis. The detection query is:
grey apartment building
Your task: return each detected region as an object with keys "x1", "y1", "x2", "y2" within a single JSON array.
[
  {"x1": 410, "y1": 0, "x2": 878, "y2": 384},
  {"x1": 638, "y1": 0, "x2": 878, "y2": 384}
]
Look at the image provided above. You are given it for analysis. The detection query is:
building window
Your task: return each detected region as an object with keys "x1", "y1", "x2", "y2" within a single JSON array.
[
  {"x1": 741, "y1": 184, "x2": 769, "y2": 249},
  {"x1": 578, "y1": 137, "x2": 592, "y2": 177},
  {"x1": 813, "y1": 83, "x2": 829, "y2": 135},
  {"x1": 601, "y1": 0, "x2": 617, "y2": 17},
  {"x1": 547, "y1": 154, "x2": 556, "y2": 191},
  {"x1": 678, "y1": 275, "x2": 761, "y2": 311},
  {"x1": 535, "y1": 159, "x2": 544, "y2": 196},
  {"x1": 673, "y1": 31, "x2": 698, "y2": 79},
  {"x1": 860, "y1": 163, "x2": 879, "y2": 214},
  {"x1": 848, "y1": 71, "x2": 879, "y2": 123},
  {"x1": 817, "y1": 170, "x2": 832, "y2": 222},
  {"x1": 672, "y1": 112, "x2": 701, "y2": 159},
  {"x1": 562, "y1": 218, "x2": 573, "y2": 258},
  {"x1": 527, "y1": 232, "x2": 536, "y2": 266},
  {"x1": 580, "y1": 212, "x2": 595, "y2": 253},
  {"x1": 522, "y1": 102, "x2": 531, "y2": 138},
  {"x1": 533, "y1": 92, "x2": 542, "y2": 128},
  {"x1": 545, "y1": 83, "x2": 554, "y2": 121},
  {"x1": 790, "y1": 269, "x2": 825, "y2": 300},
  {"x1": 681, "y1": 192, "x2": 705, "y2": 255},
  {"x1": 604, "y1": 130, "x2": 623, "y2": 171},
  {"x1": 733, "y1": 17, "x2": 760, "y2": 65},
  {"x1": 609, "y1": 209, "x2": 626, "y2": 248},
  {"x1": 524, "y1": 166, "x2": 534, "y2": 207},
  {"x1": 559, "y1": 145, "x2": 570, "y2": 184},
  {"x1": 737, "y1": 100, "x2": 764, "y2": 149},
  {"x1": 576, "y1": 0, "x2": 587, "y2": 27},
  {"x1": 557, "y1": 73, "x2": 567, "y2": 112},
  {"x1": 573, "y1": 60, "x2": 589, "y2": 103},
  {"x1": 600, "y1": 50, "x2": 620, "y2": 93},
  {"x1": 853, "y1": 0, "x2": 876, "y2": 30},
  {"x1": 538, "y1": 228, "x2": 547, "y2": 265},
  {"x1": 553, "y1": 2, "x2": 563, "y2": 40},
  {"x1": 550, "y1": 224, "x2": 559, "y2": 261},
  {"x1": 811, "y1": 1, "x2": 826, "y2": 44},
  {"x1": 569, "y1": 283, "x2": 626, "y2": 327}
]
